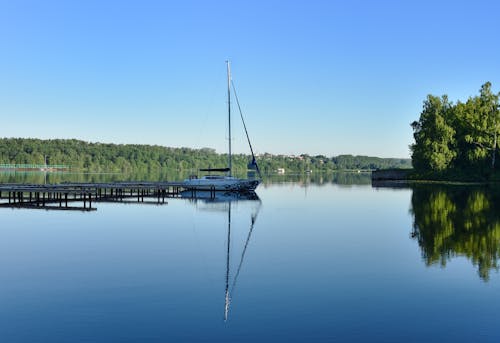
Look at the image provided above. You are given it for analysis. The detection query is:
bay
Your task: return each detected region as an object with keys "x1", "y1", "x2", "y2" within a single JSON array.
[{"x1": 0, "y1": 172, "x2": 499, "y2": 342}]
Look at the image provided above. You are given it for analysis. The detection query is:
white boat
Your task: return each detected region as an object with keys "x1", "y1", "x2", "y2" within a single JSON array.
[
  {"x1": 183, "y1": 61, "x2": 261, "y2": 192},
  {"x1": 183, "y1": 175, "x2": 260, "y2": 191}
]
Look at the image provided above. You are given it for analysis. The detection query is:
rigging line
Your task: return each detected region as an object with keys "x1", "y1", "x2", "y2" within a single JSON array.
[
  {"x1": 192, "y1": 73, "x2": 219, "y2": 174},
  {"x1": 231, "y1": 80, "x2": 263, "y2": 179},
  {"x1": 229, "y1": 203, "x2": 261, "y2": 294}
]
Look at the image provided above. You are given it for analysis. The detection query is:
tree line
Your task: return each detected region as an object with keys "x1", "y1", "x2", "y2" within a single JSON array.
[
  {"x1": 0, "y1": 138, "x2": 411, "y2": 174},
  {"x1": 411, "y1": 82, "x2": 499, "y2": 180}
]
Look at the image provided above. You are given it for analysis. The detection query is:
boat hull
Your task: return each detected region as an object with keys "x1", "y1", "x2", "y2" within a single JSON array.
[{"x1": 182, "y1": 178, "x2": 260, "y2": 192}]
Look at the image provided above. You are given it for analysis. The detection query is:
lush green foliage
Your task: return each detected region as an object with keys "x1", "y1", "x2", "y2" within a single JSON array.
[
  {"x1": 0, "y1": 138, "x2": 411, "y2": 174},
  {"x1": 411, "y1": 82, "x2": 500, "y2": 180}
]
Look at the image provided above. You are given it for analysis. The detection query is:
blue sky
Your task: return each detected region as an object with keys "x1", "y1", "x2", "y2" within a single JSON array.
[{"x1": 1, "y1": 0, "x2": 499, "y2": 158}]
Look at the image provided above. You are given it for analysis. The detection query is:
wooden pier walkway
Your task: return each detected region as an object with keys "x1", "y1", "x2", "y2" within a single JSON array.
[{"x1": 0, "y1": 181, "x2": 192, "y2": 211}]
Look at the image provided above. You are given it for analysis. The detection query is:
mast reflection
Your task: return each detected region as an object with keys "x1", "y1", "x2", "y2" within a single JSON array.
[{"x1": 180, "y1": 191, "x2": 261, "y2": 320}]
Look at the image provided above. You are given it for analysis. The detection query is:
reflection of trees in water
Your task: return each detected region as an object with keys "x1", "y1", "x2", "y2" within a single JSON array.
[
  {"x1": 262, "y1": 172, "x2": 372, "y2": 186},
  {"x1": 1, "y1": 170, "x2": 372, "y2": 186},
  {"x1": 410, "y1": 185, "x2": 500, "y2": 281},
  {"x1": 0, "y1": 170, "x2": 191, "y2": 184}
]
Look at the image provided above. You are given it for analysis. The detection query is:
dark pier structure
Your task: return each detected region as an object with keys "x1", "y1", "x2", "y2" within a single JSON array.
[{"x1": 0, "y1": 181, "x2": 191, "y2": 211}]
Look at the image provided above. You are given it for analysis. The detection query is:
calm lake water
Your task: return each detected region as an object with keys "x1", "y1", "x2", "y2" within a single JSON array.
[{"x1": 1, "y1": 172, "x2": 499, "y2": 342}]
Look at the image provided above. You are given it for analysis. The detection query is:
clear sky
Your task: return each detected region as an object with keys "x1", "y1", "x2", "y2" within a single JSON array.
[{"x1": 1, "y1": 0, "x2": 499, "y2": 158}]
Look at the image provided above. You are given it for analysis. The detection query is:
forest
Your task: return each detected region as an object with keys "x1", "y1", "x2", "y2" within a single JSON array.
[
  {"x1": 0, "y1": 138, "x2": 411, "y2": 174},
  {"x1": 410, "y1": 82, "x2": 499, "y2": 180}
]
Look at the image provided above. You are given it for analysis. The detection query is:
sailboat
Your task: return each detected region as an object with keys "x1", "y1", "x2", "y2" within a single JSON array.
[{"x1": 182, "y1": 61, "x2": 261, "y2": 192}]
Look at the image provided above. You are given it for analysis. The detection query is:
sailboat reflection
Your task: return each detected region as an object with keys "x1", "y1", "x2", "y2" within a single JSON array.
[{"x1": 180, "y1": 191, "x2": 261, "y2": 321}]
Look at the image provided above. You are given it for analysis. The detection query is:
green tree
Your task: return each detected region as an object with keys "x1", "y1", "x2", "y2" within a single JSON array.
[
  {"x1": 0, "y1": 138, "x2": 411, "y2": 173},
  {"x1": 410, "y1": 95, "x2": 456, "y2": 172},
  {"x1": 461, "y1": 82, "x2": 499, "y2": 169}
]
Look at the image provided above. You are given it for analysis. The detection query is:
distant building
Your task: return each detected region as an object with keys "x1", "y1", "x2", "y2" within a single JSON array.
[{"x1": 276, "y1": 168, "x2": 285, "y2": 174}]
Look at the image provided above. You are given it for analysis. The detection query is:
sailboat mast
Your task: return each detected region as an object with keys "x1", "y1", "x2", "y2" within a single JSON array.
[{"x1": 226, "y1": 61, "x2": 232, "y2": 176}]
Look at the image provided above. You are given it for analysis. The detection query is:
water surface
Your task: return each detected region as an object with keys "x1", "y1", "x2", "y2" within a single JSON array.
[{"x1": 1, "y1": 173, "x2": 499, "y2": 342}]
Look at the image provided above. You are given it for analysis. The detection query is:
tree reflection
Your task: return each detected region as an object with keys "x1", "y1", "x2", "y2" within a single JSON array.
[
  {"x1": 262, "y1": 171, "x2": 372, "y2": 186},
  {"x1": 410, "y1": 185, "x2": 500, "y2": 281}
]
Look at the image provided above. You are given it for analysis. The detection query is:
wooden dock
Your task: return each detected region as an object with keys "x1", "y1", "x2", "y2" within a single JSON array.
[{"x1": 0, "y1": 181, "x2": 191, "y2": 211}]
